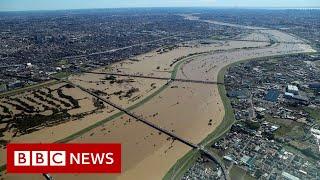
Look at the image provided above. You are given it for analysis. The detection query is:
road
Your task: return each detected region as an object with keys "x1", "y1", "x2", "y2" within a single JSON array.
[{"x1": 84, "y1": 71, "x2": 224, "y2": 85}]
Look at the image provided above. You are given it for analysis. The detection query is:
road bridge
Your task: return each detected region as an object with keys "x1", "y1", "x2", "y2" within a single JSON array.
[
  {"x1": 214, "y1": 38, "x2": 307, "y2": 44},
  {"x1": 84, "y1": 71, "x2": 224, "y2": 85}
]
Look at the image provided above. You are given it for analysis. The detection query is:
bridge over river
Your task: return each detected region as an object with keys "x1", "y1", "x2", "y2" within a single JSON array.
[{"x1": 54, "y1": 77, "x2": 230, "y2": 180}]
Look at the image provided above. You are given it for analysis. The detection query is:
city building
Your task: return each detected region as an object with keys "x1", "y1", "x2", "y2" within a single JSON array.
[{"x1": 287, "y1": 85, "x2": 299, "y2": 95}]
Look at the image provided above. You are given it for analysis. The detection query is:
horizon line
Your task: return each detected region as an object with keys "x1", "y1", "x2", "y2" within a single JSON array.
[{"x1": 1, "y1": 6, "x2": 320, "y2": 13}]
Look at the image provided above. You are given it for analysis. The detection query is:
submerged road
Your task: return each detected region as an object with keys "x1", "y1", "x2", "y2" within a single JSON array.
[{"x1": 54, "y1": 77, "x2": 229, "y2": 180}]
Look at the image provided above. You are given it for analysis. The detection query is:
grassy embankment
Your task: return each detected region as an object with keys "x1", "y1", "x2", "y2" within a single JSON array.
[
  {"x1": 52, "y1": 71, "x2": 72, "y2": 79},
  {"x1": 0, "y1": 80, "x2": 58, "y2": 98},
  {"x1": 0, "y1": 70, "x2": 72, "y2": 99}
]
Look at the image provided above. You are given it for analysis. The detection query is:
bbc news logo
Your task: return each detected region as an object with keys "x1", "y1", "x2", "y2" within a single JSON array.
[{"x1": 7, "y1": 144, "x2": 121, "y2": 173}]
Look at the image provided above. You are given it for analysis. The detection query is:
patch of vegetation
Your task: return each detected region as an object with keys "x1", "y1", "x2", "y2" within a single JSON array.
[
  {"x1": 13, "y1": 98, "x2": 36, "y2": 112},
  {"x1": 211, "y1": 35, "x2": 226, "y2": 40},
  {"x1": 285, "y1": 143, "x2": 320, "y2": 162},
  {"x1": 53, "y1": 72, "x2": 71, "y2": 79},
  {"x1": 0, "y1": 114, "x2": 11, "y2": 122},
  {"x1": 300, "y1": 148, "x2": 320, "y2": 161},
  {"x1": 0, "y1": 164, "x2": 6, "y2": 173},
  {"x1": 33, "y1": 91, "x2": 60, "y2": 108},
  {"x1": 2, "y1": 109, "x2": 71, "y2": 137},
  {"x1": 113, "y1": 91, "x2": 123, "y2": 96},
  {"x1": 3, "y1": 101, "x2": 34, "y2": 114},
  {"x1": 25, "y1": 96, "x2": 41, "y2": 106},
  {"x1": 40, "y1": 89, "x2": 72, "y2": 108},
  {"x1": 0, "y1": 105, "x2": 10, "y2": 114},
  {"x1": 265, "y1": 115, "x2": 302, "y2": 138},
  {"x1": 124, "y1": 88, "x2": 139, "y2": 98},
  {"x1": 229, "y1": 165, "x2": 255, "y2": 180},
  {"x1": 0, "y1": 80, "x2": 58, "y2": 98},
  {"x1": 57, "y1": 59, "x2": 68, "y2": 66},
  {"x1": 105, "y1": 75, "x2": 117, "y2": 81},
  {"x1": 304, "y1": 107, "x2": 320, "y2": 123},
  {"x1": 93, "y1": 90, "x2": 109, "y2": 96},
  {"x1": 93, "y1": 98, "x2": 105, "y2": 109},
  {"x1": 64, "y1": 84, "x2": 74, "y2": 89},
  {"x1": 57, "y1": 88, "x2": 80, "y2": 108},
  {"x1": 245, "y1": 120, "x2": 260, "y2": 130}
]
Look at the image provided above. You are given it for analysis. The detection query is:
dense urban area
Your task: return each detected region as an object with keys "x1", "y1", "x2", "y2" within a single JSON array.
[
  {"x1": 184, "y1": 54, "x2": 320, "y2": 179},
  {"x1": 0, "y1": 9, "x2": 243, "y2": 91}
]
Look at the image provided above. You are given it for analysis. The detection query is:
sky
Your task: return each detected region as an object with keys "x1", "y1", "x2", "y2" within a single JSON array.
[{"x1": 0, "y1": 0, "x2": 320, "y2": 11}]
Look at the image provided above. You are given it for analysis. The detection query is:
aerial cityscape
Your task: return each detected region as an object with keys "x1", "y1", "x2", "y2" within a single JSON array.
[{"x1": 0, "y1": 1, "x2": 319, "y2": 180}]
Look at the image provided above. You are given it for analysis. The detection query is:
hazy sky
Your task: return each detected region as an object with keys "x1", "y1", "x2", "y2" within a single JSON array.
[{"x1": 0, "y1": 0, "x2": 320, "y2": 11}]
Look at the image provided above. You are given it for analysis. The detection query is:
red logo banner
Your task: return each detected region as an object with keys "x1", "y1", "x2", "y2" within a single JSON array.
[{"x1": 7, "y1": 143, "x2": 121, "y2": 173}]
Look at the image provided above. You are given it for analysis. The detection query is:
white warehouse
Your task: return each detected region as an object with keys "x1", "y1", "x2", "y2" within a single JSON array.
[{"x1": 287, "y1": 85, "x2": 299, "y2": 95}]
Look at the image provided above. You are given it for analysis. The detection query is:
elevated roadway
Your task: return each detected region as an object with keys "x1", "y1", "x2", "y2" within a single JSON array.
[{"x1": 84, "y1": 71, "x2": 224, "y2": 85}]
